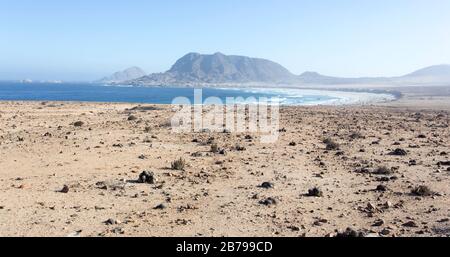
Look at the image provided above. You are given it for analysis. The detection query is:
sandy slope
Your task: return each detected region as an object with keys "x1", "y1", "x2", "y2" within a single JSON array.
[{"x1": 0, "y1": 100, "x2": 449, "y2": 237}]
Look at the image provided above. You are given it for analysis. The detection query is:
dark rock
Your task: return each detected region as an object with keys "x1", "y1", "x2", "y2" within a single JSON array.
[
  {"x1": 138, "y1": 171, "x2": 155, "y2": 184},
  {"x1": 59, "y1": 185, "x2": 69, "y2": 193},
  {"x1": 289, "y1": 142, "x2": 297, "y2": 146},
  {"x1": 259, "y1": 182, "x2": 274, "y2": 189},
  {"x1": 287, "y1": 225, "x2": 300, "y2": 231},
  {"x1": 105, "y1": 218, "x2": 120, "y2": 225},
  {"x1": 409, "y1": 160, "x2": 417, "y2": 166},
  {"x1": 235, "y1": 145, "x2": 246, "y2": 151},
  {"x1": 372, "y1": 219, "x2": 385, "y2": 227},
  {"x1": 307, "y1": 187, "x2": 323, "y2": 197},
  {"x1": 127, "y1": 115, "x2": 138, "y2": 121},
  {"x1": 73, "y1": 121, "x2": 84, "y2": 127},
  {"x1": 380, "y1": 228, "x2": 391, "y2": 235},
  {"x1": 388, "y1": 148, "x2": 407, "y2": 156},
  {"x1": 259, "y1": 197, "x2": 277, "y2": 206},
  {"x1": 402, "y1": 221, "x2": 418, "y2": 228},
  {"x1": 376, "y1": 177, "x2": 391, "y2": 182},
  {"x1": 335, "y1": 151, "x2": 345, "y2": 157},
  {"x1": 375, "y1": 185, "x2": 388, "y2": 192},
  {"x1": 335, "y1": 228, "x2": 366, "y2": 237},
  {"x1": 154, "y1": 203, "x2": 167, "y2": 210},
  {"x1": 438, "y1": 161, "x2": 450, "y2": 166}
]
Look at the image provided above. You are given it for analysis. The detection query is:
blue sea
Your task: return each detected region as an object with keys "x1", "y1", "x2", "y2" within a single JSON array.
[{"x1": 0, "y1": 82, "x2": 396, "y2": 105}]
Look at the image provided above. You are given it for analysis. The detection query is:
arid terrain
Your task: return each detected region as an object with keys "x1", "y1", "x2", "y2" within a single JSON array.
[{"x1": 0, "y1": 97, "x2": 449, "y2": 237}]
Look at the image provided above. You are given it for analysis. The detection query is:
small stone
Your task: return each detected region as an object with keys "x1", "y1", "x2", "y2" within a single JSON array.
[
  {"x1": 388, "y1": 148, "x2": 407, "y2": 156},
  {"x1": 372, "y1": 219, "x2": 385, "y2": 227},
  {"x1": 73, "y1": 121, "x2": 84, "y2": 127},
  {"x1": 402, "y1": 221, "x2": 418, "y2": 228},
  {"x1": 127, "y1": 115, "x2": 138, "y2": 121},
  {"x1": 367, "y1": 202, "x2": 377, "y2": 212},
  {"x1": 59, "y1": 185, "x2": 69, "y2": 193},
  {"x1": 438, "y1": 161, "x2": 450, "y2": 166},
  {"x1": 383, "y1": 201, "x2": 393, "y2": 209},
  {"x1": 105, "y1": 218, "x2": 120, "y2": 225},
  {"x1": 260, "y1": 182, "x2": 274, "y2": 189},
  {"x1": 287, "y1": 225, "x2": 300, "y2": 231},
  {"x1": 259, "y1": 197, "x2": 277, "y2": 206},
  {"x1": 154, "y1": 203, "x2": 166, "y2": 210},
  {"x1": 307, "y1": 187, "x2": 323, "y2": 197},
  {"x1": 375, "y1": 185, "x2": 388, "y2": 192},
  {"x1": 335, "y1": 228, "x2": 366, "y2": 237},
  {"x1": 380, "y1": 228, "x2": 391, "y2": 235},
  {"x1": 138, "y1": 171, "x2": 155, "y2": 184}
]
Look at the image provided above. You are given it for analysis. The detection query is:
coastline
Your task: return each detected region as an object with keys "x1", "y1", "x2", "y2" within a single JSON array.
[
  {"x1": 0, "y1": 82, "x2": 403, "y2": 107},
  {"x1": 2, "y1": 82, "x2": 450, "y2": 110}
]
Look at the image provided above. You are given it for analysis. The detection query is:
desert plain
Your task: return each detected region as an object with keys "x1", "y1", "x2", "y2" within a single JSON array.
[{"x1": 0, "y1": 88, "x2": 449, "y2": 237}]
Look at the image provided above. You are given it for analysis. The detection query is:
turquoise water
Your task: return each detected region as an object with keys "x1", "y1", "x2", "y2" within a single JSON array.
[{"x1": 0, "y1": 82, "x2": 394, "y2": 105}]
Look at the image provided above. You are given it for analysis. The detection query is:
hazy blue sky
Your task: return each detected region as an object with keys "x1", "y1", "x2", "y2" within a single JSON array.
[{"x1": 1, "y1": 0, "x2": 450, "y2": 81}]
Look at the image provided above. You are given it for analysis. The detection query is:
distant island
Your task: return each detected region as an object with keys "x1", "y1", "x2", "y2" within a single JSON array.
[
  {"x1": 99, "y1": 52, "x2": 450, "y2": 87},
  {"x1": 99, "y1": 66, "x2": 147, "y2": 83}
]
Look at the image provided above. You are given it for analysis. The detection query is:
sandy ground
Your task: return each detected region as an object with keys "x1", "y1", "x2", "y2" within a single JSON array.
[{"x1": 0, "y1": 97, "x2": 449, "y2": 237}]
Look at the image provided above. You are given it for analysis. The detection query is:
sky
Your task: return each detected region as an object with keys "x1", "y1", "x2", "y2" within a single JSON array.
[{"x1": 1, "y1": 0, "x2": 450, "y2": 81}]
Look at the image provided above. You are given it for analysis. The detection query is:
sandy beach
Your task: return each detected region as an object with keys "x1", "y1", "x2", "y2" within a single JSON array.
[{"x1": 0, "y1": 94, "x2": 449, "y2": 237}]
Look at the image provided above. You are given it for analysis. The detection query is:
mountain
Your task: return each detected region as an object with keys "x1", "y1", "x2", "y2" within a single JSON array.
[
  {"x1": 100, "y1": 67, "x2": 146, "y2": 83},
  {"x1": 296, "y1": 65, "x2": 450, "y2": 86},
  {"x1": 404, "y1": 64, "x2": 450, "y2": 77},
  {"x1": 396, "y1": 65, "x2": 450, "y2": 85},
  {"x1": 121, "y1": 53, "x2": 450, "y2": 87},
  {"x1": 127, "y1": 52, "x2": 297, "y2": 85}
]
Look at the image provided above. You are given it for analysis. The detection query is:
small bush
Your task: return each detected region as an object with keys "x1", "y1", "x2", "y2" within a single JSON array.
[
  {"x1": 171, "y1": 158, "x2": 186, "y2": 171},
  {"x1": 349, "y1": 132, "x2": 364, "y2": 139},
  {"x1": 210, "y1": 143, "x2": 219, "y2": 153},
  {"x1": 323, "y1": 138, "x2": 340, "y2": 150},
  {"x1": 372, "y1": 166, "x2": 393, "y2": 175},
  {"x1": 411, "y1": 185, "x2": 434, "y2": 196}
]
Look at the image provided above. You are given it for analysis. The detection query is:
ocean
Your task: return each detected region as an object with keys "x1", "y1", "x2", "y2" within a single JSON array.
[{"x1": 0, "y1": 82, "x2": 396, "y2": 105}]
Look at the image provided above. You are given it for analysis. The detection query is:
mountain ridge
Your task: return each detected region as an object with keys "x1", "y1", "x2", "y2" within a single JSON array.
[{"x1": 102, "y1": 53, "x2": 450, "y2": 86}]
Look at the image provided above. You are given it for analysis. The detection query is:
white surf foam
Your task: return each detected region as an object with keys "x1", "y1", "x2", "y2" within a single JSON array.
[{"x1": 218, "y1": 87, "x2": 396, "y2": 106}]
